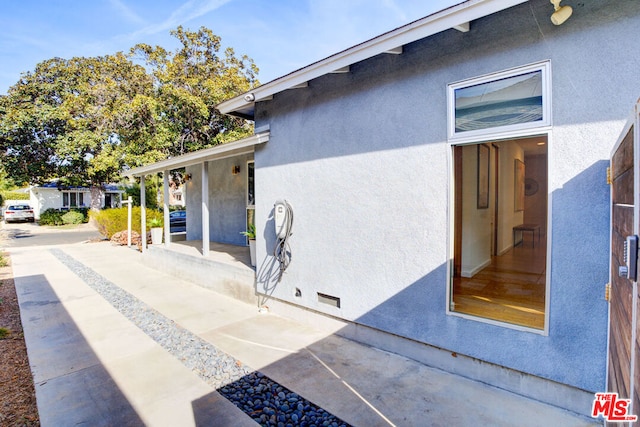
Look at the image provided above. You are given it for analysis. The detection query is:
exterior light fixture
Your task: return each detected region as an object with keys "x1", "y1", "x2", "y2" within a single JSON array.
[
  {"x1": 550, "y1": 0, "x2": 572, "y2": 25},
  {"x1": 232, "y1": 165, "x2": 240, "y2": 175}
]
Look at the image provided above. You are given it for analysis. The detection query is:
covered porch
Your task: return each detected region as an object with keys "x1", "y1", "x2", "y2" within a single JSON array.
[{"x1": 124, "y1": 132, "x2": 269, "y2": 303}]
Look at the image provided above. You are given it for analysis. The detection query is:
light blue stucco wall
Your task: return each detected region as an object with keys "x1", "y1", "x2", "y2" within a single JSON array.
[
  {"x1": 186, "y1": 153, "x2": 253, "y2": 246},
  {"x1": 248, "y1": 0, "x2": 640, "y2": 393}
]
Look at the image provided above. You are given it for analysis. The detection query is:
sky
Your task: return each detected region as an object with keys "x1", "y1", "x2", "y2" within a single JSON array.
[{"x1": 0, "y1": 0, "x2": 461, "y2": 95}]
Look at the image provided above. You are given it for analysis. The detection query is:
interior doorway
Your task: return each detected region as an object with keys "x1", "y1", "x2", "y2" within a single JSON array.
[{"x1": 451, "y1": 135, "x2": 548, "y2": 329}]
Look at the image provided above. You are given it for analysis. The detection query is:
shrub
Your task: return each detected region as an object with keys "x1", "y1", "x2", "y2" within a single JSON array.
[
  {"x1": 62, "y1": 210, "x2": 84, "y2": 225},
  {"x1": 124, "y1": 182, "x2": 159, "y2": 209},
  {"x1": 39, "y1": 209, "x2": 64, "y2": 226},
  {"x1": 148, "y1": 217, "x2": 163, "y2": 228},
  {"x1": 40, "y1": 208, "x2": 89, "y2": 226},
  {"x1": 72, "y1": 207, "x2": 90, "y2": 223},
  {"x1": 1, "y1": 191, "x2": 29, "y2": 201},
  {"x1": 91, "y1": 207, "x2": 163, "y2": 239}
]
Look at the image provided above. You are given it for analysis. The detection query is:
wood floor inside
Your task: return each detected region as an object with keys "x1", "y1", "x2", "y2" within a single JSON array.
[{"x1": 452, "y1": 235, "x2": 546, "y2": 329}]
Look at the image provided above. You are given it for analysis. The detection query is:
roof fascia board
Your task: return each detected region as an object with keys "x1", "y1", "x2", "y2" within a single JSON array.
[
  {"x1": 124, "y1": 132, "x2": 269, "y2": 177},
  {"x1": 218, "y1": 0, "x2": 528, "y2": 115}
]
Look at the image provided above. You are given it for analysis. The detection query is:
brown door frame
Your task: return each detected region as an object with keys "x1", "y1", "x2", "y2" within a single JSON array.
[{"x1": 492, "y1": 143, "x2": 500, "y2": 256}]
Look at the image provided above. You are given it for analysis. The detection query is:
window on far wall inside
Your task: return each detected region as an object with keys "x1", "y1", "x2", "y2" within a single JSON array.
[{"x1": 448, "y1": 61, "x2": 550, "y2": 141}]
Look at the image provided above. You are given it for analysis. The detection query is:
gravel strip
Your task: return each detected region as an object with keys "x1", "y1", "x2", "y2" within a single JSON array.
[{"x1": 50, "y1": 248, "x2": 350, "y2": 427}]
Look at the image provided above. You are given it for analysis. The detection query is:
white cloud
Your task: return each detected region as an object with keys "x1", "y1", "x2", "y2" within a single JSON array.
[
  {"x1": 381, "y1": 0, "x2": 409, "y2": 21},
  {"x1": 108, "y1": 0, "x2": 146, "y2": 25},
  {"x1": 132, "y1": 0, "x2": 234, "y2": 37}
]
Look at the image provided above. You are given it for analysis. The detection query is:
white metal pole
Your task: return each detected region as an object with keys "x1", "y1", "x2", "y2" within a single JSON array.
[
  {"x1": 127, "y1": 196, "x2": 132, "y2": 247},
  {"x1": 202, "y1": 162, "x2": 210, "y2": 256},
  {"x1": 163, "y1": 170, "x2": 170, "y2": 247},
  {"x1": 140, "y1": 176, "x2": 146, "y2": 252}
]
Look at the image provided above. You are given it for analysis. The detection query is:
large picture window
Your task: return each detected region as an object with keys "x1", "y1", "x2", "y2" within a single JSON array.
[
  {"x1": 448, "y1": 62, "x2": 551, "y2": 141},
  {"x1": 62, "y1": 191, "x2": 86, "y2": 208}
]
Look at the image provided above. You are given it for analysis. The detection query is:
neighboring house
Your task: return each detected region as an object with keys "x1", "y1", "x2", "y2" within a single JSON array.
[
  {"x1": 168, "y1": 178, "x2": 186, "y2": 208},
  {"x1": 29, "y1": 181, "x2": 125, "y2": 219},
  {"x1": 127, "y1": 0, "x2": 640, "y2": 418}
]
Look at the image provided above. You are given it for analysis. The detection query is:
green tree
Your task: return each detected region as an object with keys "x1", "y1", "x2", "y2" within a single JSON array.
[
  {"x1": 0, "y1": 26, "x2": 258, "y2": 188},
  {"x1": 0, "y1": 59, "x2": 69, "y2": 185},
  {"x1": 123, "y1": 180, "x2": 159, "y2": 209},
  {"x1": 130, "y1": 26, "x2": 258, "y2": 159},
  {"x1": 0, "y1": 54, "x2": 154, "y2": 186}
]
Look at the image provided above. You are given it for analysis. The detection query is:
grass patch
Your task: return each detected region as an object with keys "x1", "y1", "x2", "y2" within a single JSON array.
[
  {"x1": 0, "y1": 327, "x2": 10, "y2": 339},
  {"x1": 0, "y1": 253, "x2": 7, "y2": 268}
]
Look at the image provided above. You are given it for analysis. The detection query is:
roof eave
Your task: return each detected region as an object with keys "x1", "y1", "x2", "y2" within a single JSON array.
[
  {"x1": 217, "y1": 0, "x2": 529, "y2": 117},
  {"x1": 123, "y1": 132, "x2": 270, "y2": 177}
]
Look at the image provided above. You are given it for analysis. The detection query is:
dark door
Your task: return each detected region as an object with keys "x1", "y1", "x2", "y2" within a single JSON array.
[{"x1": 609, "y1": 102, "x2": 639, "y2": 420}]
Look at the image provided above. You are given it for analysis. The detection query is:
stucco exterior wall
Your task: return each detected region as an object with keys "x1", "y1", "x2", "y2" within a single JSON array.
[
  {"x1": 186, "y1": 153, "x2": 253, "y2": 246},
  {"x1": 249, "y1": 0, "x2": 640, "y2": 393},
  {"x1": 29, "y1": 189, "x2": 58, "y2": 218}
]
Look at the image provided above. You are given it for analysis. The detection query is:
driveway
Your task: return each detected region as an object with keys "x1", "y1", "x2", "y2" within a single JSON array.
[{"x1": 0, "y1": 221, "x2": 103, "y2": 248}]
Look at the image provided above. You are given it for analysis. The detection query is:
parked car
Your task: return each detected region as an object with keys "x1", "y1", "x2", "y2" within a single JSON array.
[
  {"x1": 4, "y1": 204, "x2": 35, "y2": 223},
  {"x1": 169, "y1": 210, "x2": 186, "y2": 233}
]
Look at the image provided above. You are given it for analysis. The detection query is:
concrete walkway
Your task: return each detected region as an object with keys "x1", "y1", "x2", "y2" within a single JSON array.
[{"x1": 8, "y1": 240, "x2": 599, "y2": 426}]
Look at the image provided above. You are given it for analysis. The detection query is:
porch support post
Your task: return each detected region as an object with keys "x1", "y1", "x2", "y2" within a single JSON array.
[
  {"x1": 140, "y1": 175, "x2": 147, "y2": 252},
  {"x1": 163, "y1": 169, "x2": 170, "y2": 247},
  {"x1": 201, "y1": 162, "x2": 210, "y2": 256}
]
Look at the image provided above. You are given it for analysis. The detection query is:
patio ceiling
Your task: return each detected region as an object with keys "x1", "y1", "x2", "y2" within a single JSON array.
[{"x1": 123, "y1": 132, "x2": 269, "y2": 177}]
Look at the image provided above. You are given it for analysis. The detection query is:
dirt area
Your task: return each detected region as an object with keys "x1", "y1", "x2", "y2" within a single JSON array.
[{"x1": 0, "y1": 251, "x2": 39, "y2": 426}]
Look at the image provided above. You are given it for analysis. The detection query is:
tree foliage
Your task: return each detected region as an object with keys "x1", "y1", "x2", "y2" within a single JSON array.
[
  {"x1": 0, "y1": 26, "x2": 258, "y2": 187},
  {"x1": 130, "y1": 26, "x2": 258, "y2": 161}
]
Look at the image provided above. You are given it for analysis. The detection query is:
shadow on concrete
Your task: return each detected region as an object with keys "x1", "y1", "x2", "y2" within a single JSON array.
[
  {"x1": 1, "y1": 226, "x2": 34, "y2": 240},
  {"x1": 242, "y1": 161, "x2": 610, "y2": 424},
  {"x1": 15, "y1": 274, "x2": 144, "y2": 427},
  {"x1": 191, "y1": 391, "x2": 259, "y2": 427}
]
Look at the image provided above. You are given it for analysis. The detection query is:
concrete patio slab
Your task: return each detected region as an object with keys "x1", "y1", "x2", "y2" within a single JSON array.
[{"x1": 9, "y1": 241, "x2": 600, "y2": 426}]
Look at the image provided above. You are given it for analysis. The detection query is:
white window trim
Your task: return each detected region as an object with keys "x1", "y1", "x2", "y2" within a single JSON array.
[
  {"x1": 447, "y1": 61, "x2": 552, "y2": 144},
  {"x1": 446, "y1": 132, "x2": 552, "y2": 336},
  {"x1": 62, "y1": 190, "x2": 88, "y2": 208},
  {"x1": 446, "y1": 61, "x2": 554, "y2": 335}
]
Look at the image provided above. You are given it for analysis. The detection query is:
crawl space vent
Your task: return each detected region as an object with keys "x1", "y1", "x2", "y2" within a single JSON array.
[{"x1": 317, "y1": 292, "x2": 340, "y2": 308}]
